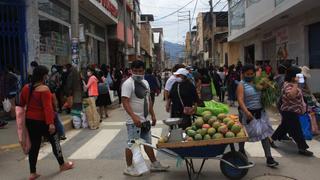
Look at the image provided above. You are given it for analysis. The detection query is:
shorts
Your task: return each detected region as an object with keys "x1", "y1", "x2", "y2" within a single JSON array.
[{"x1": 126, "y1": 123, "x2": 151, "y2": 147}]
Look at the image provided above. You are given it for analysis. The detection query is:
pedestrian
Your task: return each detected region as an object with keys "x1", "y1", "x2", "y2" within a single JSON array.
[
  {"x1": 272, "y1": 67, "x2": 314, "y2": 156},
  {"x1": 48, "y1": 65, "x2": 62, "y2": 110},
  {"x1": 169, "y1": 68, "x2": 198, "y2": 129},
  {"x1": 226, "y1": 65, "x2": 238, "y2": 106},
  {"x1": 3, "y1": 65, "x2": 19, "y2": 119},
  {"x1": 164, "y1": 64, "x2": 185, "y2": 113},
  {"x1": 199, "y1": 68, "x2": 213, "y2": 101},
  {"x1": 96, "y1": 65, "x2": 112, "y2": 121},
  {"x1": 122, "y1": 60, "x2": 169, "y2": 176},
  {"x1": 144, "y1": 68, "x2": 160, "y2": 106},
  {"x1": 217, "y1": 67, "x2": 226, "y2": 102},
  {"x1": 113, "y1": 69, "x2": 123, "y2": 104},
  {"x1": 83, "y1": 67, "x2": 100, "y2": 129},
  {"x1": 19, "y1": 65, "x2": 73, "y2": 180},
  {"x1": 65, "y1": 64, "x2": 82, "y2": 114},
  {"x1": 236, "y1": 64, "x2": 279, "y2": 167},
  {"x1": 211, "y1": 67, "x2": 223, "y2": 102}
]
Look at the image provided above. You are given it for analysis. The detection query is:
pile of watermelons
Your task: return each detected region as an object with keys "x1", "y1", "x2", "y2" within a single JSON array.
[{"x1": 185, "y1": 111, "x2": 246, "y2": 141}]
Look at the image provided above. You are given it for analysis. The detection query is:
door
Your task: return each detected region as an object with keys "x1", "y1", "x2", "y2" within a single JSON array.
[
  {"x1": 263, "y1": 38, "x2": 276, "y2": 71},
  {"x1": 0, "y1": 0, "x2": 27, "y2": 80},
  {"x1": 309, "y1": 22, "x2": 320, "y2": 69},
  {"x1": 244, "y1": 45, "x2": 255, "y2": 64}
]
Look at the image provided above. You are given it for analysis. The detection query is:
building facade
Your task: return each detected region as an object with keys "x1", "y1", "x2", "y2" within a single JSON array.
[
  {"x1": 153, "y1": 28, "x2": 165, "y2": 71},
  {"x1": 228, "y1": 0, "x2": 320, "y2": 92}
]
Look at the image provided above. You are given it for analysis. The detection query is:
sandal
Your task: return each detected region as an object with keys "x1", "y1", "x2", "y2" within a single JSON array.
[
  {"x1": 29, "y1": 173, "x2": 40, "y2": 180},
  {"x1": 60, "y1": 161, "x2": 74, "y2": 172}
]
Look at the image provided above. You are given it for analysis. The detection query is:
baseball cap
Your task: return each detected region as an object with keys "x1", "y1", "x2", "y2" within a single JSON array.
[{"x1": 174, "y1": 68, "x2": 189, "y2": 76}]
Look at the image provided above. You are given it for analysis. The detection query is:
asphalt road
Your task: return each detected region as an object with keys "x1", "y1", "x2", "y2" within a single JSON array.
[{"x1": 1, "y1": 96, "x2": 320, "y2": 180}]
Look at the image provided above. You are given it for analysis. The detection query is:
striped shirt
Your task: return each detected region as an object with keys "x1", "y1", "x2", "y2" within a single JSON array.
[{"x1": 281, "y1": 82, "x2": 306, "y2": 114}]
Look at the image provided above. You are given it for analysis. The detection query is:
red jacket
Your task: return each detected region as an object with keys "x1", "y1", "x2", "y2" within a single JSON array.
[{"x1": 20, "y1": 85, "x2": 54, "y2": 125}]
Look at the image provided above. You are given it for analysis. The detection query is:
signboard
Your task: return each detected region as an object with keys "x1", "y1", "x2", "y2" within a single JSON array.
[
  {"x1": 71, "y1": 38, "x2": 80, "y2": 66},
  {"x1": 95, "y1": 0, "x2": 118, "y2": 17}
]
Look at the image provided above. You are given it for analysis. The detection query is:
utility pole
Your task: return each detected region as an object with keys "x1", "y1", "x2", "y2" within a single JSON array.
[
  {"x1": 209, "y1": 0, "x2": 215, "y2": 66},
  {"x1": 178, "y1": 10, "x2": 192, "y2": 65},
  {"x1": 123, "y1": 0, "x2": 129, "y2": 67},
  {"x1": 71, "y1": 0, "x2": 80, "y2": 70},
  {"x1": 133, "y1": 0, "x2": 139, "y2": 59}
]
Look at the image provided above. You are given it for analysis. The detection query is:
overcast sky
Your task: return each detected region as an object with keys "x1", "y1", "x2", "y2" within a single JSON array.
[{"x1": 140, "y1": 0, "x2": 228, "y2": 44}]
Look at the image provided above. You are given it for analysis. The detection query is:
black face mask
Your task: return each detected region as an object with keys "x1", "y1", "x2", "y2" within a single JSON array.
[{"x1": 244, "y1": 76, "x2": 254, "y2": 82}]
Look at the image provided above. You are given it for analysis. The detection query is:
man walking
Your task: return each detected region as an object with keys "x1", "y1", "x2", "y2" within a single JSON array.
[{"x1": 122, "y1": 60, "x2": 169, "y2": 177}]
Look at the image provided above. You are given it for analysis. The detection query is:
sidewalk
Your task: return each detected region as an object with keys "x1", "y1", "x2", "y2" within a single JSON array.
[{"x1": 0, "y1": 98, "x2": 120, "y2": 152}]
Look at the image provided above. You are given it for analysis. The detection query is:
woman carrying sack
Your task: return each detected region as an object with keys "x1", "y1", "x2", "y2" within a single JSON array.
[
  {"x1": 19, "y1": 66, "x2": 73, "y2": 180},
  {"x1": 236, "y1": 64, "x2": 279, "y2": 167}
]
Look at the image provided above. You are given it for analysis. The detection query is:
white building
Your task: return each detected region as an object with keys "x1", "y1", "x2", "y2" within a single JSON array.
[{"x1": 228, "y1": 0, "x2": 320, "y2": 92}]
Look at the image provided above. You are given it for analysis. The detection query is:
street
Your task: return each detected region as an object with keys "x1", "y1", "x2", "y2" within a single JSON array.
[{"x1": 1, "y1": 97, "x2": 320, "y2": 180}]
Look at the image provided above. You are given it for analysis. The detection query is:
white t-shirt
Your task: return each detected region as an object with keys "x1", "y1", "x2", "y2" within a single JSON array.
[
  {"x1": 164, "y1": 75, "x2": 178, "y2": 92},
  {"x1": 121, "y1": 77, "x2": 150, "y2": 124}
]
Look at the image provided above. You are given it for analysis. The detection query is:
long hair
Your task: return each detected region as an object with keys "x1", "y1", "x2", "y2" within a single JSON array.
[{"x1": 31, "y1": 65, "x2": 49, "y2": 85}]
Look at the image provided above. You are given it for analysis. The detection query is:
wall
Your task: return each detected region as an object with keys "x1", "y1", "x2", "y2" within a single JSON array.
[
  {"x1": 140, "y1": 23, "x2": 152, "y2": 56},
  {"x1": 228, "y1": 42, "x2": 240, "y2": 65},
  {"x1": 26, "y1": 0, "x2": 40, "y2": 72}
]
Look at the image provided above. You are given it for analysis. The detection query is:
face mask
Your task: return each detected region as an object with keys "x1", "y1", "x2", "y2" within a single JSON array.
[
  {"x1": 176, "y1": 77, "x2": 183, "y2": 82},
  {"x1": 63, "y1": 69, "x2": 67, "y2": 72},
  {"x1": 244, "y1": 76, "x2": 254, "y2": 82},
  {"x1": 132, "y1": 74, "x2": 144, "y2": 81}
]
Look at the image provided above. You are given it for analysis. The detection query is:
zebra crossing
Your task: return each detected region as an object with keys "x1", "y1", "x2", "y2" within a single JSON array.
[{"x1": 36, "y1": 122, "x2": 320, "y2": 162}]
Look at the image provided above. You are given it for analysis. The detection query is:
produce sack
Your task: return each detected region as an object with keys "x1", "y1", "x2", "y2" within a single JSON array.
[
  {"x1": 299, "y1": 113, "x2": 313, "y2": 140},
  {"x1": 131, "y1": 143, "x2": 149, "y2": 174},
  {"x1": 16, "y1": 106, "x2": 31, "y2": 154},
  {"x1": 71, "y1": 109, "x2": 82, "y2": 129}
]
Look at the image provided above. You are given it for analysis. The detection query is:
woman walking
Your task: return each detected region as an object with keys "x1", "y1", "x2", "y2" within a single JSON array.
[
  {"x1": 226, "y1": 65, "x2": 238, "y2": 106},
  {"x1": 19, "y1": 66, "x2": 73, "y2": 180},
  {"x1": 169, "y1": 68, "x2": 199, "y2": 129},
  {"x1": 236, "y1": 64, "x2": 279, "y2": 167},
  {"x1": 272, "y1": 66, "x2": 313, "y2": 156},
  {"x1": 96, "y1": 66, "x2": 112, "y2": 121}
]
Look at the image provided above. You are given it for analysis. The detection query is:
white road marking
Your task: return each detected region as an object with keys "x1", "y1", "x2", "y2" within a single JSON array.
[
  {"x1": 68, "y1": 129, "x2": 120, "y2": 159},
  {"x1": 36, "y1": 129, "x2": 82, "y2": 160},
  {"x1": 142, "y1": 128, "x2": 163, "y2": 160},
  {"x1": 101, "y1": 122, "x2": 125, "y2": 126},
  {"x1": 307, "y1": 140, "x2": 320, "y2": 158}
]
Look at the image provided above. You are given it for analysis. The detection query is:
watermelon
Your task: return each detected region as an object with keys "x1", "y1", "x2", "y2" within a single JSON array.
[{"x1": 194, "y1": 134, "x2": 203, "y2": 141}]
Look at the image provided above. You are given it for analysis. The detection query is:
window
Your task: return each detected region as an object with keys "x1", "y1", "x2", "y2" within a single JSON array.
[
  {"x1": 229, "y1": 0, "x2": 245, "y2": 30},
  {"x1": 309, "y1": 22, "x2": 320, "y2": 69},
  {"x1": 275, "y1": 0, "x2": 285, "y2": 7}
]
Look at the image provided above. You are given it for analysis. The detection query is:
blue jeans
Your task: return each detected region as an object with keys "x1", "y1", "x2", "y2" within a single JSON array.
[
  {"x1": 126, "y1": 123, "x2": 151, "y2": 148},
  {"x1": 54, "y1": 113, "x2": 65, "y2": 137}
]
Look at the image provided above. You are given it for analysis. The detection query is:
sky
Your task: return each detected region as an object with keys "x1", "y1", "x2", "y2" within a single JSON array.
[{"x1": 140, "y1": 0, "x2": 228, "y2": 44}]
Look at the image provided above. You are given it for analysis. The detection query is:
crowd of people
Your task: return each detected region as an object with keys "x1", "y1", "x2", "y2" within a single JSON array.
[{"x1": 2, "y1": 58, "x2": 320, "y2": 179}]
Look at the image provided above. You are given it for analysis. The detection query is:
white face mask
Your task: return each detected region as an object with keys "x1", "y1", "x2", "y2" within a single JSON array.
[
  {"x1": 132, "y1": 74, "x2": 144, "y2": 81},
  {"x1": 176, "y1": 77, "x2": 183, "y2": 82}
]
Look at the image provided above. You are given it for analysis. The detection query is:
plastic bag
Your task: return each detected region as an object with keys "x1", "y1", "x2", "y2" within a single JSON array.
[
  {"x1": 2, "y1": 98, "x2": 11, "y2": 112},
  {"x1": 210, "y1": 80, "x2": 217, "y2": 96},
  {"x1": 244, "y1": 112, "x2": 274, "y2": 142},
  {"x1": 130, "y1": 143, "x2": 149, "y2": 174},
  {"x1": 16, "y1": 106, "x2": 31, "y2": 154},
  {"x1": 299, "y1": 113, "x2": 313, "y2": 140},
  {"x1": 81, "y1": 112, "x2": 88, "y2": 128}
]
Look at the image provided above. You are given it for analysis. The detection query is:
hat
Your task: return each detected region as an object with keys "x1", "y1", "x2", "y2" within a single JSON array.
[
  {"x1": 174, "y1": 68, "x2": 189, "y2": 77},
  {"x1": 186, "y1": 66, "x2": 194, "y2": 71},
  {"x1": 300, "y1": 66, "x2": 311, "y2": 78}
]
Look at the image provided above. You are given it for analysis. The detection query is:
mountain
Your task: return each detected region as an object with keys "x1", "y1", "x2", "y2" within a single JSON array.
[{"x1": 164, "y1": 41, "x2": 184, "y2": 61}]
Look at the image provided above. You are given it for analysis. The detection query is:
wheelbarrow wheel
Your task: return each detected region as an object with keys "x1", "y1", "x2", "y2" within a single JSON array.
[{"x1": 220, "y1": 151, "x2": 249, "y2": 180}]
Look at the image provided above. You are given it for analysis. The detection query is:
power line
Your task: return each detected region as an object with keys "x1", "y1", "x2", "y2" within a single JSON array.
[{"x1": 154, "y1": 0, "x2": 195, "y2": 21}]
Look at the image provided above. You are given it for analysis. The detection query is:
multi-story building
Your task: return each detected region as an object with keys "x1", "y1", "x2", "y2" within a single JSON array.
[
  {"x1": 228, "y1": 0, "x2": 320, "y2": 92},
  {"x1": 153, "y1": 28, "x2": 165, "y2": 71},
  {"x1": 140, "y1": 14, "x2": 154, "y2": 69}
]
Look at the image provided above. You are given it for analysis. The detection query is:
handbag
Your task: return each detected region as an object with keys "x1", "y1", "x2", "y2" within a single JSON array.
[
  {"x1": 299, "y1": 113, "x2": 313, "y2": 140},
  {"x1": 177, "y1": 83, "x2": 194, "y2": 116}
]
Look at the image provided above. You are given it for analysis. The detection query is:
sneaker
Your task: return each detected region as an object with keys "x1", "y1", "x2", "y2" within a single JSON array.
[
  {"x1": 60, "y1": 136, "x2": 67, "y2": 141},
  {"x1": 123, "y1": 166, "x2": 142, "y2": 177},
  {"x1": 298, "y1": 149, "x2": 314, "y2": 157},
  {"x1": 266, "y1": 157, "x2": 279, "y2": 167},
  {"x1": 0, "y1": 121, "x2": 8, "y2": 128},
  {"x1": 150, "y1": 161, "x2": 169, "y2": 172}
]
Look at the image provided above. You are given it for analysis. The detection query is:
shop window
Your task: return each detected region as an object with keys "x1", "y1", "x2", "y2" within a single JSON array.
[{"x1": 309, "y1": 22, "x2": 320, "y2": 69}]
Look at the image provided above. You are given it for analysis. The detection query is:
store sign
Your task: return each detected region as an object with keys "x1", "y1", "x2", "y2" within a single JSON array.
[{"x1": 95, "y1": 0, "x2": 118, "y2": 17}]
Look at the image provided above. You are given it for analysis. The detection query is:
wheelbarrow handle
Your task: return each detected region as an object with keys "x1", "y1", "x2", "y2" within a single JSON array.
[{"x1": 219, "y1": 158, "x2": 255, "y2": 169}]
